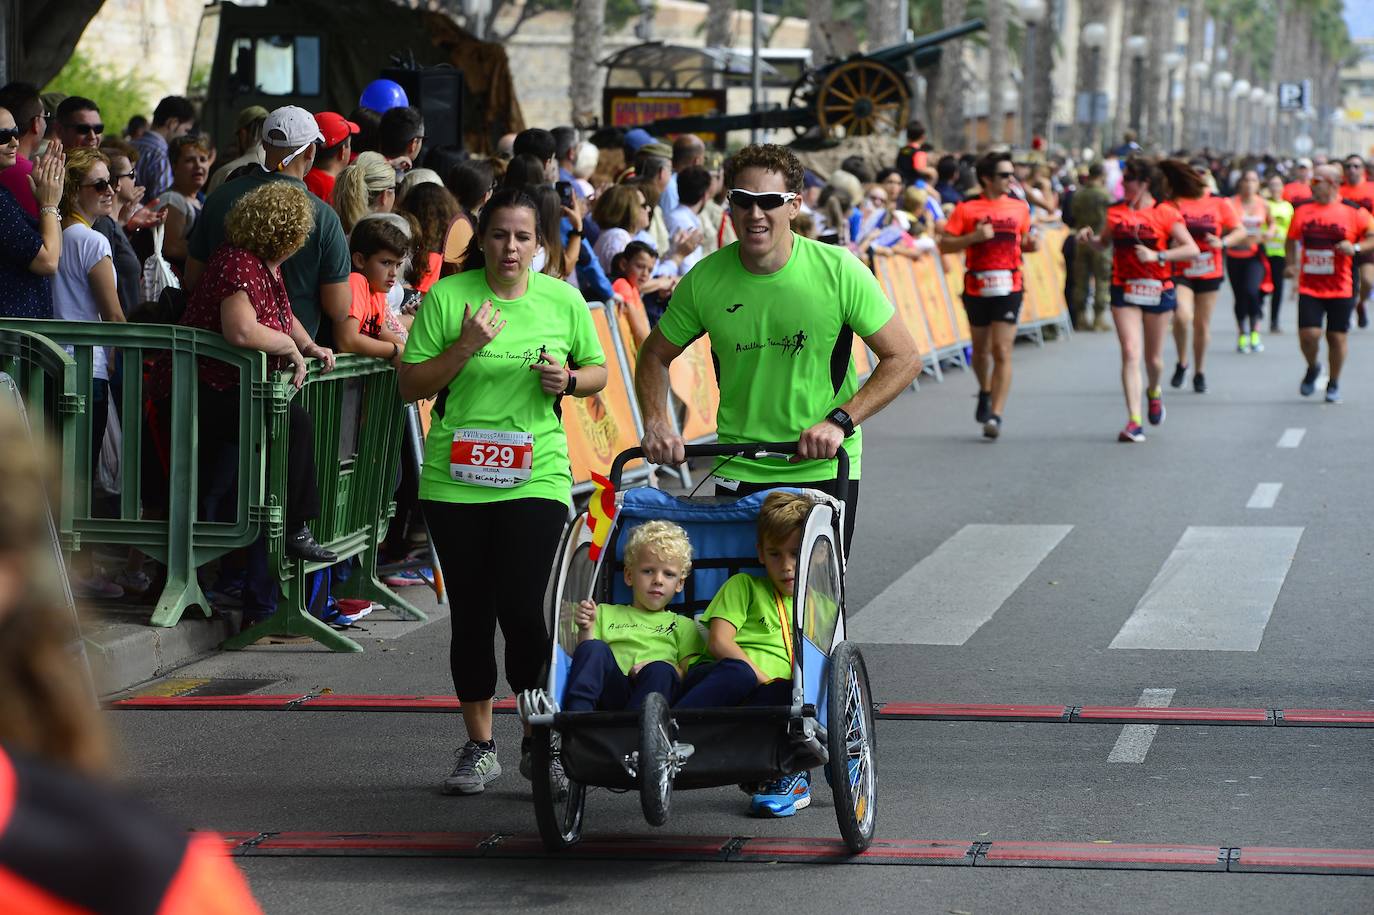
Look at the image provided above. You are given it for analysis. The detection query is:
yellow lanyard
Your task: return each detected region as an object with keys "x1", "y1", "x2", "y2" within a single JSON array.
[{"x1": 772, "y1": 588, "x2": 794, "y2": 670}]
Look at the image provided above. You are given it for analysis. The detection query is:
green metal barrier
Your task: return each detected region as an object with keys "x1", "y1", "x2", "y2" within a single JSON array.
[
  {"x1": 0, "y1": 318, "x2": 270, "y2": 628},
  {"x1": 223, "y1": 354, "x2": 424, "y2": 653}
]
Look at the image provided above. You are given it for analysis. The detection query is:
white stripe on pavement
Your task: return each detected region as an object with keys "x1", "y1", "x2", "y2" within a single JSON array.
[
  {"x1": 1246, "y1": 483, "x2": 1283, "y2": 509},
  {"x1": 850, "y1": 524, "x2": 1072, "y2": 645},
  {"x1": 1107, "y1": 688, "x2": 1176, "y2": 764},
  {"x1": 1276, "y1": 428, "x2": 1306, "y2": 448},
  {"x1": 1109, "y1": 527, "x2": 1303, "y2": 652}
]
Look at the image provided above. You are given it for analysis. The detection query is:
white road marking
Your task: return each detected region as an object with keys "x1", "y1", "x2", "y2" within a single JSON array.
[
  {"x1": 1276, "y1": 428, "x2": 1306, "y2": 448},
  {"x1": 1109, "y1": 526, "x2": 1304, "y2": 652},
  {"x1": 1246, "y1": 483, "x2": 1283, "y2": 509},
  {"x1": 1107, "y1": 688, "x2": 1176, "y2": 764},
  {"x1": 850, "y1": 524, "x2": 1072, "y2": 645}
]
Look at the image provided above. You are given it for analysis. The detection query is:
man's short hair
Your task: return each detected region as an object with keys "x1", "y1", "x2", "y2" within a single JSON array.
[
  {"x1": 975, "y1": 151, "x2": 1012, "y2": 183},
  {"x1": 635, "y1": 153, "x2": 669, "y2": 182},
  {"x1": 905, "y1": 119, "x2": 926, "y2": 142},
  {"x1": 151, "y1": 95, "x2": 195, "y2": 127},
  {"x1": 671, "y1": 133, "x2": 705, "y2": 169},
  {"x1": 551, "y1": 125, "x2": 578, "y2": 161},
  {"x1": 725, "y1": 144, "x2": 804, "y2": 195},
  {"x1": 0, "y1": 82, "x2": 43, "y2": 129},
  {"x1": 936, "y1": 154, "x2": 959, "y2": 182},
  {"x1": 676, "y1": 165, "x2": 712, "y2": 208},
  {"x1": 840, "y1": 154, "x2": 875, "y2": 184},
  {"x1": 1086, "y1": 163, "x2": 1105, "y2": 179},
  {"x1": 513, "y1": 127, "x2": 556, "y2": 163},
  {"x1": 757, "y1": 491, "x2": 814, "y2": 547},
  {"x1": 55, "y1": 96, "x2": 100, "y2": 122},
  {"x1": 378, "y1": 106, "x2": 424, "y2": 158}
]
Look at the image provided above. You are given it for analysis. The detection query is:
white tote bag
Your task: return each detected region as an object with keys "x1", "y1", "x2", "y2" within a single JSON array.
[{"x1": 140, "y1": 222, "x2": 180, "y2": 303}]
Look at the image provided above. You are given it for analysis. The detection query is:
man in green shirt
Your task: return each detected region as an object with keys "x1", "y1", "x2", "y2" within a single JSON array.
[
  {"x1": 183, "y1": 105, "x2": 351, "y2": 346},
  {"x1": 636, "y1": 144, "x2": 921, "y2": 553}
]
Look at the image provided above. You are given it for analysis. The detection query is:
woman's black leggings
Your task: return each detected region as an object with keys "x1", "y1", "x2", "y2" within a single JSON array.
[
  {"x1": 422, "y1": 497, "x2": 567, "y2": 701},
  {"x1": 1227, "y1": 255, "x2": 1264, "y2": 330},
  {"x1": 1266, "y1": 254, "x2": 1286, "y2": 328}
]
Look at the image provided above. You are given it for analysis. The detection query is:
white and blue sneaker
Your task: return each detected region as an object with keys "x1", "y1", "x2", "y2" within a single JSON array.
[{"x1": 749, "y1": 771, "x2": 811, "y2": 817}]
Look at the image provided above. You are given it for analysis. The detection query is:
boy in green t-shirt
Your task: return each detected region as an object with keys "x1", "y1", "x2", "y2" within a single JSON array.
[
  {"x1": 674, "y1": 490, "x2": 814, "y2": 817},
  {"x1": 563, "y1": 521, "x2": 703, "y2": 712}
]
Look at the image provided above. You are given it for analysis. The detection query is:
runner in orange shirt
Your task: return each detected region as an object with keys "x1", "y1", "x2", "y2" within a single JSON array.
[
  {"x1": 1338, "y1": 155, "x2": 1374, "y2": 329},
  {"x1": 938, "y1": 152, "x2": 1037, "y2": 440},
  {"x1": 1281, "y1": 158, "x2": 1313, "y2": 207},
  {"x1": 1225, "y1": 170, "x2": 1273, "y2": 353},
  {"x1": 1077, "y1": 157, "x2": 1201, "y2": 443},
  {"x1": 1286, "y1": 164, "x2": 1374, "y2": 403}
]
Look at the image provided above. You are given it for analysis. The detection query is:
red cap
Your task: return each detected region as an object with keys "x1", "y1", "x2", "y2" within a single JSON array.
[{"x1": 315, "y1": 111, "x2": 360, "y2": 148}]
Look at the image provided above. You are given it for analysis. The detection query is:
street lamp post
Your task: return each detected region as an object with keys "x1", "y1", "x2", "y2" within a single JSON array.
[
  {"x1": 1080, "y1": 21, "x2": 1108, "y2": 154},
  {"x1": 1230, "y1": 78, "x2": 1250, "y2": 152},
  {"x1": 1126, "y1": 34, "x2": 1149, "y2": 135},
  {"x1": 1188, "y1": 60, "x2": 1209, "y2": 150},
  {"x1": 1248, "y1": 85, "x2": 1266, "y2": 153},
  {"x1": 1212, "y1": 69, "x2": 1233, "y2": 152},
  {"x1": 1162, "y1": 51, "x2": 1184, "y2": 151},
  {"x1": 1018, "y1": 0, "x2": 1048, "y2": 151}
]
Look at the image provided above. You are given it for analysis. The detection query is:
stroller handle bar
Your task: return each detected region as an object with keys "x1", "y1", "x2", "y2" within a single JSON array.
[{"x1": 610, "y1": 441, "x2": 849, "y2": 492}]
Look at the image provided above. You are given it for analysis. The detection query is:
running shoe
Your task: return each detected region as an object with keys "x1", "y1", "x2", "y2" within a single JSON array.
[
  {"x1": 1147, "y1": 390, "x2": 1165, "y2": 426},
  {"x1": 1118, "y1": 423, "x2": 1146, "y2": 443},
  {"x1": 1170, "y1": 363, "x2": 1188, "y2": 389},
  {"x1": 443, "y1": 740, "x2": 501, "y2": 795},
  {"x1": 1237, "y1": 334, "x2": 1251, "y2": 354},
  {"x1": 382, "y1": 567, "x2": 432, "y2": 587},
  {"x1": 72, "y1": 573, "x2": 124, "y2": 601},
  {"x1": 518, "y1": 737, "x2": 569, "y2": 798},
  {"x1": 1325, "y1": 382, "x2": 1342, "y2": 404},
  {"x1": 333, "y1": 599, "x2": 377, "y2": 623},
  {"x1": 1250, "y1": 331, "x2": 1264, "y2": 352},
  {"x1": 1300, "y1": 362, "x2": 1322, "y2": 397},
  {"x1": 750, "y1": 771, "x2": 811, "y2": 818},
  {"x1": 982, "y1": 415, "x2": 1001, "y2": 440},
  {"x1": 1193, "y1": 372, "x2": 1208, "y2": 394},
  {"x1": 975, "y1": 390, "x2": 991, "y2": 424}
]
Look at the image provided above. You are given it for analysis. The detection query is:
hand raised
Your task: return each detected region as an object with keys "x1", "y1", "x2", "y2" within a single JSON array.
[{"x1": 457, "y1": 299, "x2": 504, "y2": 354}]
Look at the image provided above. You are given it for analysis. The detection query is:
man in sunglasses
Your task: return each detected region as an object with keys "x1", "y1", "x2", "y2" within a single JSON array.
[
  {"x1": 54, "y1": 96, "x2": 103, "y2": 150},
  {"x1": 637, "y1": 144, "x2": 921, "y2": 555},
  {"x1": 1338, "y1": 155, "x2": 1374, "y2": 328},
  {"x1": 0, "y1": 81, "x2": 47, "y2": 216},
  {"x1": 939, "y1": 152, "x2": 1038, "y2": 440}
]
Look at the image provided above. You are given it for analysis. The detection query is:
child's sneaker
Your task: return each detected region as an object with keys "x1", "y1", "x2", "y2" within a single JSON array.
[
  {"x1": 382, "y1": 567, "x2": 432, "y2": 587},
  {"x1": 749, "y1": 771, "x2": 811, "y2": 817},
  {"x1": 443, "y1": 740, "x2": 500, "y2": 795}
]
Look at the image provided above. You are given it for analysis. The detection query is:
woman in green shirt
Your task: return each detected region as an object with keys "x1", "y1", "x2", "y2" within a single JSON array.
[
  {"x1": 398, "y1": 187, "x2": 608, "y2": 796},
  {"x1": 1263, "y1": 174, "x2": 1295, "y2": 333}
]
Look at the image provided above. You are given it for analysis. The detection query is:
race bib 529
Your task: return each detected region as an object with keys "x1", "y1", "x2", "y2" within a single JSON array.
[{"x1": 450, "y1": 429, "x2": 534, "y2": 487}]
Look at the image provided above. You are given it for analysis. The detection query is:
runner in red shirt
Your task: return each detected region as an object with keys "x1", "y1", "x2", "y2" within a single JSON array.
[
  {"x1": 1282, "y1": 158, "x2": 1313, "y2": 207},
  {"x1": 1338, "y1": 154, "x2": 1374, "y2": 328},
  {"x1": 1077, "y1": 157, "x2": 1201, "y2": 443},
  {"x1": 1225, "y1": 170, "x2": 1273, "y2": 353},
  {"x1": 1169, "y1": 161, "x2": 1245, "y2": 393},
  {"x1": 939, "y1": 151, "x2": 1036, "y2": 440},
  {"x1": 1285, "y1": 164, "x2": 1374, "y2": 403}
]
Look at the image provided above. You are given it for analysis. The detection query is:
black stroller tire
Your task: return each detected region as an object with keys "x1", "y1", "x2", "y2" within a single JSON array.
[
  {"x1": 826, "y1": 641, "x2": 877, "y2": 853},
  {"x1": 639, "y1": 692, "x2": 674, "y2": 827},
  {"x1": 531, "y1": 725, "x2": 585, "y2": 850}
]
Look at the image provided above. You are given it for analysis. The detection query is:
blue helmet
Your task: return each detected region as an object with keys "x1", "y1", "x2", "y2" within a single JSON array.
[{"x1": 359, "y1": 79, "x2": 409, "y2": 113}]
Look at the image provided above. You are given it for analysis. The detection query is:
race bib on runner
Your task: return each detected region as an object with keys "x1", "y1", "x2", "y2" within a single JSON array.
[
  {"x1": 1184, "y1": 252, "x2": 1215, "y2": 278},
  {"x1": 1123, "y1": 278, "x2": 1164, "y2": 307},
  {"x1": 1302, "y1": 249, "x2": 1335, "y2": 275},
  {"x1": 972, "y1": 269, "x2": 1014, "y2": 297},
  {"x1": 449, "y1": 429, "x2": 534, "y2": 487}
]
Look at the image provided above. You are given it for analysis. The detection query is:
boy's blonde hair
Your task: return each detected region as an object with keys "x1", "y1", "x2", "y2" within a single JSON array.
[
  {"x1": 757, "y1": 491, "x2": 814, "y2": 546},
  {"x1": 624, "y1": 520, "x2": 693, "y2": 574}
]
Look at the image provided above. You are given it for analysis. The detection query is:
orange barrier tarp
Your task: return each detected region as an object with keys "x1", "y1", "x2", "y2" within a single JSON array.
[
  {"x1": 941, "y1": 254, "x2": 973, "y2": 341},
  {"x1": 911, "y1": 255, "x2": 962, "y2": 352},
  {"x1": 566, "y1": 306, "x2": 642, "y2": 486},
  {"x1": 668, "y1": 334, "x2": 720, "y2": 442},
  {"x1": 872, "y1": 255, "x2": 934, "y2": 358}
]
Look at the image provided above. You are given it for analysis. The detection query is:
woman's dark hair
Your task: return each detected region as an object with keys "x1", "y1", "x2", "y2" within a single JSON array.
[
  {"x1": 875, "y1": 166, "x2": 901, "y2": 184},
  {"x1": 348, "y1": 106, "x2": 382, "y2": 154},
  {"x1": 349, "y1": 213, "x2": 412, "y2": 260},
  {"x1": 447, "y1": 159, "x2": 495, "y2": 213},
  {"x1": 611, "y1": 240, "x2": 658, "y2": 280},
  {"x1": 503, "y1": 153, "x2": 546, "y2": 190},
  {"x1": 422, "y1": 144, "x2": 468, "y2": 183},
  {"x1": 530, "y1": 185, "x2": 565, "y2": 278},
  {"x1": 461, "y1": 186, "x2": 542, "y2": 271},
  {"x1": 1124, "y1": 155, "x2": 1206, "y2": 201},
  {"x1": 398, "y1": 181, "x2": 459, "y2": 255}
]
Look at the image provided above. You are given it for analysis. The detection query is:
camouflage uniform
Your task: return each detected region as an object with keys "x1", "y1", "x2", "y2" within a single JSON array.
[{"x1": 1069, "y1": 184, "x2": 1113, "y2": 329}]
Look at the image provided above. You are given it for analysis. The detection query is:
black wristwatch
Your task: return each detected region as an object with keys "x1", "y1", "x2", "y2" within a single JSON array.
[
  {"x1": 563, "y1": 370, "x2": 578, "y2": 395},
  {"x1": 826, "y1": 408, "x2": 855, "y2": 437}
]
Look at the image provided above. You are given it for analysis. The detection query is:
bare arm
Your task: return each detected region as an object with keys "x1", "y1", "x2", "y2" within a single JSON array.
[
  {"x1": 706, "y1": 618, "x2": 768, "y2": 685},
  {"x1": 334, "y1": 312, "x2": 399, "y2": 360},
  {"x1": 88, "y1": 257, "x2": 125, "y2": 322},
  {"x1": 161, "y1": 205, "x2": 189, "y2": 262},
  {"x1": 938, "y1": 219, "x2": 995, "y2": 254},
  {"x1": 633, "y1": 328, "x2": 687, "y2": 465},
  {"x1": 1161, "y1": 221, "x2": 1201, "y2": 262},
  {"x1": 319, "y1": 280, "x2": 351, "y2": 325},
  {"x1": 28, "y1": 140, "x2": 66, "y2": 276}
]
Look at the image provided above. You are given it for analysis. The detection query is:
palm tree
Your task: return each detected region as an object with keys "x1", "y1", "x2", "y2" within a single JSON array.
[
  {"x1": 1183, "y1": 0, "x2": 1207, "y2": 150},
  {"x1": 985, "y1": 0, "x2": 1008, "y2": 143},
  {"x1": 867, "y1": 0, "x2": 904, "y2": 51},
  {"x1": 936, "y1": 0, "x2": 968, "y2": 149},
  {"x1": 1027, "y1": 0, "x2": 1058, "y2": 144},
  {"x1": 706, "y1": 0, "x2": 734, "y2": 49},
  {"x1": 569, "y1": 0, "x2": 606, "y2": 128}
]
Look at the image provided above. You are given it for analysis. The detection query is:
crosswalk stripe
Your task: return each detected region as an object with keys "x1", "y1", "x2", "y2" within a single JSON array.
[
  {"x1": 1277, "y1": 428, "x2": 1306, "y2": 448},
  {"x1": 1108, "y1": 526, "x2": 1304, "y2": 652},
  {"x1": 1107, "y1": 688, "x2": 1176, "y2": 763},
  {"x1": 1246, "y1": 483, "x2": 1283, "y2": 509},
  {"x1": 850, "y1": 524, "x2": 1072, "y2": 645}
]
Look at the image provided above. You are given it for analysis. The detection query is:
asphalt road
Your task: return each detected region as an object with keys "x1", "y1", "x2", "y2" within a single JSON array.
[{"x1": 107, "y1": 291, "x2": 1374, "y2": 914}]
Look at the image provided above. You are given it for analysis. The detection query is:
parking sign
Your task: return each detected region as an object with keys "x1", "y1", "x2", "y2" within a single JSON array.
[{"x1": 1277, "y1": 81, "x2": 1308, "y2": 111}]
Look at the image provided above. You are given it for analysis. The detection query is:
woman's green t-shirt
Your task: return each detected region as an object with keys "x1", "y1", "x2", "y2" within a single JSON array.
[{"x1": 403, "y1": 269, "x2": 605, "y2": 506}]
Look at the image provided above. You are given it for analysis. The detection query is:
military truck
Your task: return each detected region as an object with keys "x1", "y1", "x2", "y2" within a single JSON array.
[{"x1": 190, "y1": 0, "x2": 524, "y2": 159}]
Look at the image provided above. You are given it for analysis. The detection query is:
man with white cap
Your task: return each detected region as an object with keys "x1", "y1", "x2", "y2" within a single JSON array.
[
  {"x1": 1283, "y1": 158, "x2": 1313, "y2": 207},
  {"x1": 183, "y1": 105, "x2": 351, "y2": 346}
]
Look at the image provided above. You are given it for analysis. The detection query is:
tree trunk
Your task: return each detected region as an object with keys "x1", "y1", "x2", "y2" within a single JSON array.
[
  {"x1": 706, "y1": 0, "x2": 735, "y2": 49},
  {"x1": 809, "y1": 0, "x2": 835, "y2": 66},
  {"x1": 986, "y1": 0, "x2": 1008, "y2": 143},
  {"x1": 1029, "y1": 0, "x2": 1057, "y2": 145},
  {"x1": 19, "y1": 0, "x2": 103, "y2": 85},
  {"x1": 866, "y1": 0, "x2": 902, "y2": 52},
  {"x1": 1143, "y1": 0, "x2": 1167, "y2": 150},
  {"x1": 1074, "y1": 0, "x2": 1110, "y2": 154},
  {"x1": 1183, "y1": 0, "x2": 1206, "y2": 150},
  {"x1": 568, "y1": 0, "x2": 606, "y2": 128},
  {"x1": 936, "y1": 0, "x2": 967, "y2": 150}
]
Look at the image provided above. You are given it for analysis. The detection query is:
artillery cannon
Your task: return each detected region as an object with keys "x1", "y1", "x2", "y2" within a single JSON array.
[{"x1": 645, "y1": 19, "x2": 984, "y2": 141}]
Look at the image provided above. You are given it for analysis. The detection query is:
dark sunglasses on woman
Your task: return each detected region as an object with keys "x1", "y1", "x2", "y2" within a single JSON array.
[
  {"x1": 0, "y1": 127, "x2": 20, "y2": 144},
  {"x1": 81, "y1": 178, "x2": 115, "y2": 193},
  {"x1": 727, "y1": 189, "x2": 798, "y2": 211}
]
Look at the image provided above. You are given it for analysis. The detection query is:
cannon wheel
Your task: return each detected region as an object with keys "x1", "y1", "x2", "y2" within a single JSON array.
[{"x1": 815, "y1": 60, "x2": 910, "y2": 139}]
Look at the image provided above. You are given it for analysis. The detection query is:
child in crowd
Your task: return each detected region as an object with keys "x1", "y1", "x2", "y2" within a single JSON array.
[
  {"x1": 337, "y1": 214, "x2": 411, "y2": 365},
  {"x1": 610, "y1": 240, "x2": 657, "y2": 352},
  {"x1": 674, "y1": 490, "x2": 813, "y2": 818},
  {"x1": 564, "y1": 520, "x2": 703, "y2": 712}
]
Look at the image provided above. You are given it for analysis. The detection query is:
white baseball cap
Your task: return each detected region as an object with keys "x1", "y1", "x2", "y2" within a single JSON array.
[
  {"x1": 1296, "y1": 157, "x2": 1313, "y2": 169},
  {"x1": 262, "y1": 106, "x2": 324, "y2": 148}
]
